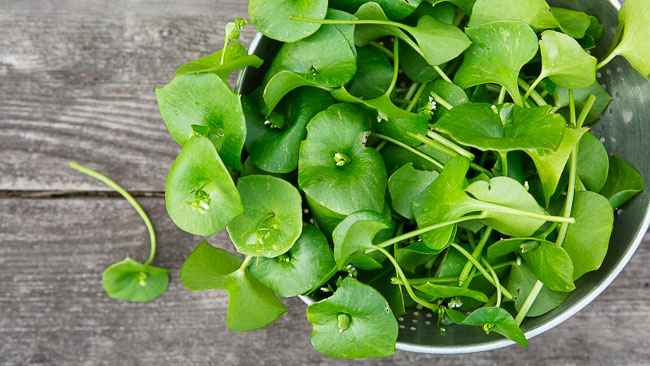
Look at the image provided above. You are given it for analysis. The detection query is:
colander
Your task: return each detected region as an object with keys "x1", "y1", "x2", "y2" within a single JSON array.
[{"x1": 236, "y1": 0, "x2": 650, "y2": 354}]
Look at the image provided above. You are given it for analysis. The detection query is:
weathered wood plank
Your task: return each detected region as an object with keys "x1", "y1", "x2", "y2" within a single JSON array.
[
  {"x1": 0, "y1": 11, "x2": 256, "y2": 191},
  {"x1": 0, "y1": 197, "x2": 648, "y2": 365},
  {"x1": 1, "y1": 0, "x2": 245, "y2": 14}
]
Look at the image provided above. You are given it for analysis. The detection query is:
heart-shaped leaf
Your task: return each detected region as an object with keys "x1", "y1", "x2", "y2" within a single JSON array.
[
  {"x1": 102, "y1": 258, "x2": 169, "y2": 302},
  {"x1": 553, "y1": 82, "x2": 611, "y2": 125},
  {"x1": 388, "y1": 163, "x2": 439, "y2": 219},
  {"x1": 606, "y1": 0, "x2": 650, "y2": 78},
  {"x1": 563, "y1": 191, "x2": 614, "y2": 280},
  {"x1": 156, "y1": 73, "x2": 247, "y2": 171},
  {"x1": 414, "y1": 283, "x2": 489, "y2": 302},
  {"x1": 600, "y1": 155, "x2": 645, "y2": 210},
  {"x1": 577, "y1": 132, "x2": 610, "y2": 192},
  {"x1": 174, "y1": 42, "x2": 263, "y2": 80},
  {"x1": 330, "y1": 0, "x2": 422, "y2": 20},
  {"x1": 446, "y1": 307, "x2": 527, "y2": 347},
  {"x1": 180, "y1": 241, "x2": 288, "y2": 332},
  {"x1": 249, "y1": 0, "x2": 327, "y2": 42},
  {"x1": 227, "y1": 175, "x2": 303, "y2": 258},
  {"x1": 454, "y1": 21, "x2": 539, "y2": 106},
  {"x1": 247, "y1": 87, "x2": 334, "y2": 174},
  {"x1": 507, "y1": 262, "x2": 569, "y2": 317},
  {"x1": 346, "y1": 46, "x2": 394, "y2": 100},
  {"x1": 165, "y1": 136, "x2": 243, "y2": 236},
  {"x1": 248, "y1": 224, "x2": 336, "y2": 297},
  {"x1": 525, "y1": 127, "x2": 589, "y2": 206},
  {"x1": 307, "y1": 277, "x2": 398, "y2": 358},
  {"x1": 415, "y1": 79, "x2": 469, "y2": 120},
  {"x1": 521, "y1": 241, "x2": 575, "y2": 292},
  {"x1": 261, "y1": 9, "x2": 357, "y2": 114},
  {"x1": 469, "y1": 0, "x2": 559, "y2": 30},
  {"x1": 433, "y1": 104, "x2": 566, "y2": 152},
  {"x1": 536, "y1": 30, "x2": 597, "y2": 89},
  {"x1": 332, "y1": 211, "x2": 391, "y2": 269},
  {"x1": 299, "y1": 103, "x2": 387, "y2": 220},
  {"x1": 551, "y1": 7, "x2": 591, "y2": 39}
]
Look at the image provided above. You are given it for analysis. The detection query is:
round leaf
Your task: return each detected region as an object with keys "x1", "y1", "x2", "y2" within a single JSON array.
[
  {"x1": 388, "y1": 163, "x2": 439, "y2": 219},
  {"x1": 608, "y1": 0, "x2": 650, "y2": 78},
  {"x1": 249, "y1": 224, "x2": 335, "y2": 297},
  {"x1": 332, "y1": 211, "x2": 391, "y2": 269},
  {"x1": 454, "y1": 21, "x2": 539, "y2": 106},
  {"x1": 521, "y1": 241, "x2": 575, "y2": 292},
  {"x1": 165, "y1": 136, "x2": 243, "y2": 236},
  {"x1": 307, "y1": 277, "x2": 398, "y2": 358},
  {"x1": 551, "y1": 7, "x2": 591, "y2": 39},
  {"x1": 227, "y1": 175, "x2": 303, "y2": 258},
  {"x1": 330, "y1": 0, "x2": 422, "y2": 20},
  {"x1": 577, "y1": 132, "x2": 610, "y2": 192},
  {"x1": 599, "y1": 155, "x2": 645, "y2": 210},
  {"x1": 248, "y1": 0, "x2": 327, "y2": 42},
  {"x1": 414, "y1": 283, "x2": 489, "y2": 303},
  {"x1": 538, "y1": 30, "x2": 597, "y2": 89},
  {"x1": 346, "y1": 46, "x2": 394, "y2": 100},
  {"x1": 507, "y1": 261, "x2": 569, "y2": 317},
  {"x1": 102, "y1": 258, "x2": 169, "y2": 302},
  {"x1": 446, "y1": 307, "x2": 528, "y2": 347},
  {"x1": 469, "y1": 0, "x2": 559, "y2": 30},
  {"x1": 299, "y1": 103, "x2": 387, "y2": 218},
  {"x1": 156, "y1": 73, "x2": 246, "y2": 171}
]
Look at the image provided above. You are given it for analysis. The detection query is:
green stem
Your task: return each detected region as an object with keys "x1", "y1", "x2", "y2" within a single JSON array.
[
  {"x1": 498, "y1": 151, "x2": 508, "y2": 177},
  {"x1": 239, "y1": 256, "x2": 253, "y2": 271},
  {"x1": 522, "y1": 74, "x2": 544, "y2": 102},
  {"x1": 220, "y1": 39, "x2": 229, "y2": 65},
  {"x1": 434, "y1": 65, "x2": 453, "y2": 84},
  {"x1": 497, "y1": 86, "x2": 506, "y2": 105},
  {"x1": 515, "y1": 280, "x2": 543, "y2": 325},
  {"x1": 569, "y1": 89, "x2": 577, "y2": 127},
  {"x1": 577, "y1": 95, "x2": 597, "y2": 128},
  {"x1": 386, "y1": 38, "x2": 400, "y2": 97},
  {"x1": 375, "y1": 140, "x2": 387, "y2": 152},
  {"x1": 482, "y1": 258, "x2": 502, "y2": 307},
  {"x1": 458, "y1": 227, "x2": 493, "y2": 287},
  {"x1": 429, "y1": 91, "x2": 454, "y2": 110},
  {"x1": 410, "y1": 132, "x2": 459, "y2": 159},
  {"x1": 69, "y1": 161, "x2": 157, "y2": 266},
  {"x1": 450, "y1": 243, "x2": 513, "y2": 300},
  {"x1": 372, "y1": 245, "x2": 439, "y2": 311},
  {"x1": 372, "y1": 132, "x2": 444, "y2": 170},
  {"x1": 369, "y1": 213, "x2": 488, "y2": 251},
  {"x1": 404, "y1": 82, "x2": 420, "y2": 101},
  {"x1": 369, "y1": 41, "x2": 394, "y2": 60},
  {"x1": 392, "y1": 261, "x2": 515, "y2": 286},
  {"x1": 479, "y1": 201, "x2": 575, "y2": 224},
  {"x1": 518, "y1": 78, "x2": 549, "y2": 106},
  {"x1": 406, "y1": 82, "x2": 429, "y2": 112},
  {"x1": 596, "y1": 51, "x2": 618, "y2": 70}
]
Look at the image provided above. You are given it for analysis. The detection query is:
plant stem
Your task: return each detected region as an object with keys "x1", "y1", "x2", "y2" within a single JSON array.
[
  {"x1": 568, "y1": 89, "x2": 576, "y2": 127},
  {"x1": 69, "y1": 161, "x2": 157, "y2": 266},
  {"x1": 386, "y1": 38, "x2": 400, "y2": 97},
  {"x1": 369, "y1": 41, "x2": 394, "y2": 60},
  {"x1": 482, "y1": 258, "x2": 502, "y2": 307},
  {"x1": 406, "y1": 82, "x2": 429, "y2": 112},
  {"x1": 434, "y1": 65, "x2": 453, "y2": 83},
  {"x1": 450, "y1": 243, "x2": 513, "y2": 300},
  {"x1": 410, "y1": 132, "x2": 459, "y2": 159},
  {"x1": 596, "y1": 51, "x2": 618, "y2": 70},
  {"x1": 239, "y1": 256, "x2": 253, "y2": 271},
  {"x1": 391, "y1": 261, "x2": 515, "y2": 286},
  {"x1": 368, "y1": 213, "x2": 488, "y2": 252},
  {"x1": 375, "y1": 140, "x2": 387, "y2": 152},
  {"x1": 522, "y1": 74, "x2": 545, "y2": 102},
  {"x1": 577, "y1": 95, "x2": 597, "y2": 128},
  {"x1": 497, "y1": 86, "x2": 506, "y2": 105},
  {"x1": 372, "y1": 245, "x2": 439, "y2": 311},
  {"x1": 429, "y1": 91, "x2": 454, "y2": 110},
  {"x1": 458, "y1": 227, "x2": 493, "y2": 287},
  {"x1": 499, "y1": 151, "x2": 508, "y2": 177},
  {"x1": 515, "y1": 280, "x2": 544, "y2": 325},
  {"x1": 404, "y1": 82, "x2": 420, "y2": 101},
  {"x1": 518, "y1": 78, "x2": 549, "y2": 106},
  {"x1": 479, "y1": 201, "x2": 575, "y2": 224},
  {"x1": 220, "y1": 40, "x2": 229, "y2": 65},
  {"x1": 372, "y1": 132, "x2": 444, "y2": 170}
]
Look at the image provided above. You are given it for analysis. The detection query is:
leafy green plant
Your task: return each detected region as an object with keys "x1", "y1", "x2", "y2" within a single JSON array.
[{"x1": 147, "y1": 2, "x2": 647, "y2": 359}]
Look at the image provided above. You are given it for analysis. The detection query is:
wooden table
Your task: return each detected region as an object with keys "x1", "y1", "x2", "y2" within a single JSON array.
[{"x1": 1, "y1": 1, "x2": 648, "y2": 364}]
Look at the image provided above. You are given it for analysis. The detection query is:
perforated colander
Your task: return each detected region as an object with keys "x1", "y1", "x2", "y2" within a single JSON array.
[{"x1": 237, "y1": 0, "x2": 650, "y2": 354}]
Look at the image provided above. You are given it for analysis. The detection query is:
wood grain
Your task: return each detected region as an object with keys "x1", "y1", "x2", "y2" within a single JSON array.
[
  {"x1": 0, "y1": 10, "x2": 255, "y2": 192},
  {"x1": 1, "y1": 197, "x2": 648, "y2": 365}
]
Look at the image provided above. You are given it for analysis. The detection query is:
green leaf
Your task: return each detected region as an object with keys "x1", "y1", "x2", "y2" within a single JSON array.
[
  {"x1": 248, "y1": 0, "x2": 327, "y2": 42},
  {"x1": 507, "y1": 262, "x2": 569, "y2": 317},
  {"x1": 174, "y1": 43, "x2": 263, "y2": 79},
  {"x1": 446, "y1": 307, "x2": 528, "y2": 347},
  {"x1": 359, "y1": 269, "x2": 406, "y2": 316},
  {"x1": 156, "y1": 73, "x2": 246, "y2": 170},
  {"x1": 454, "y1": 21, "x2": 540, "y2": 106},
  {"x1": 487, "y1": 238, "x2": 528, "y2": 258},
  {"x1": 227, "y1": 175, "x2": 303, "y2": 258},
  {"x1": 553, "y1": 82, "x2": 611, "y2": 125},
  {"x1": 404, "y1": 2, "x2": 456, "y2": 27},
  {"x1": 388, "y1": 163, "x2": 439, "y2": 219},
  {"x1": 525, "y1": 127, "x2": 589, "y2": 206},
  {"x1": 165, "y1": 136, "x2": 243, "y2": 236},
  {"x1": 586, "y1": 15, "x2": 604, "y2": 41},
  {"x1": 521, "y1": 241, "x2": 575, "y2": 292},
  {"x1": 330, "y1": 0, "x2": 422, "y2": 20},
  {"x1": 563, "y1": 191, "x2": 614, "y2": 280},
  {"x1": 346, "y1": 46, "x2": 394, "y2": 100},
  {"x1": 429, "y1": 0, "x2": 476, "y2": 15},
  {"x1": 433, "y1": 104, "x2": 566, "y2": 152},
  {"x1": 466, "y1": 177, "x2": 547, "y2": 237},
  {"x1": 248, "y1": 87, "x2": 334, "y2": 174},
  {"x1": 381, "y1": 142, "x2": 449, "y2": 174},
  {"x1": 248, "y1": 224, "x2": 336, "y2": 297},
  {"x1": 469, "y1": 0, "x2": 559, "y2": 30},
  {"x1": 537, "y1": 30, "x2": 597, "y2": 89},
  {"x1": 551, "y1": 7, "x2": 591, "y2": 39},
  {"x1": 415, "y1": 79, "x2": 469, "y2": 120},
  {"x1": 307, "y1": 277, "x2": 398, "y2": 358},
  {"x1": 180, "y1": 241, "x2": 288, "y2": 332},
  {"x1": 600, "y1": 155, "x2": 645, "y2": 209},
  {"x1": 299, "y1": 103, "x2": 387, "y2": 219},
  {"x1": 331, "y1": 87, "x2": 430, "y2": 147},
  {"x1": 577, "y1": 133, "x2": 610, "y2": 192},
  {"x1": 607, "y1": 0, "x2": 650, "y2": 78},
  {"x1": 261, "y1": 9, "x2": 357, "y2": 114},
  {"x1": 332, "y1": 211, "x2": 391, "y2": 269},
  {"x1": 398, "y1": 41, "x2": 442, "y2": 83},
  {"x1": 102, "y1": 258, "x2": 169, "y2": 302},
  {"x1": 414, "y1": 283, "x2": 489, "y2": 302}
]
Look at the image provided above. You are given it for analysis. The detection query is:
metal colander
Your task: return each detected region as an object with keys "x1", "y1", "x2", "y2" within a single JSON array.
[{"x1": 236, "y1": 0, "x2": 650, "y2": 354}]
